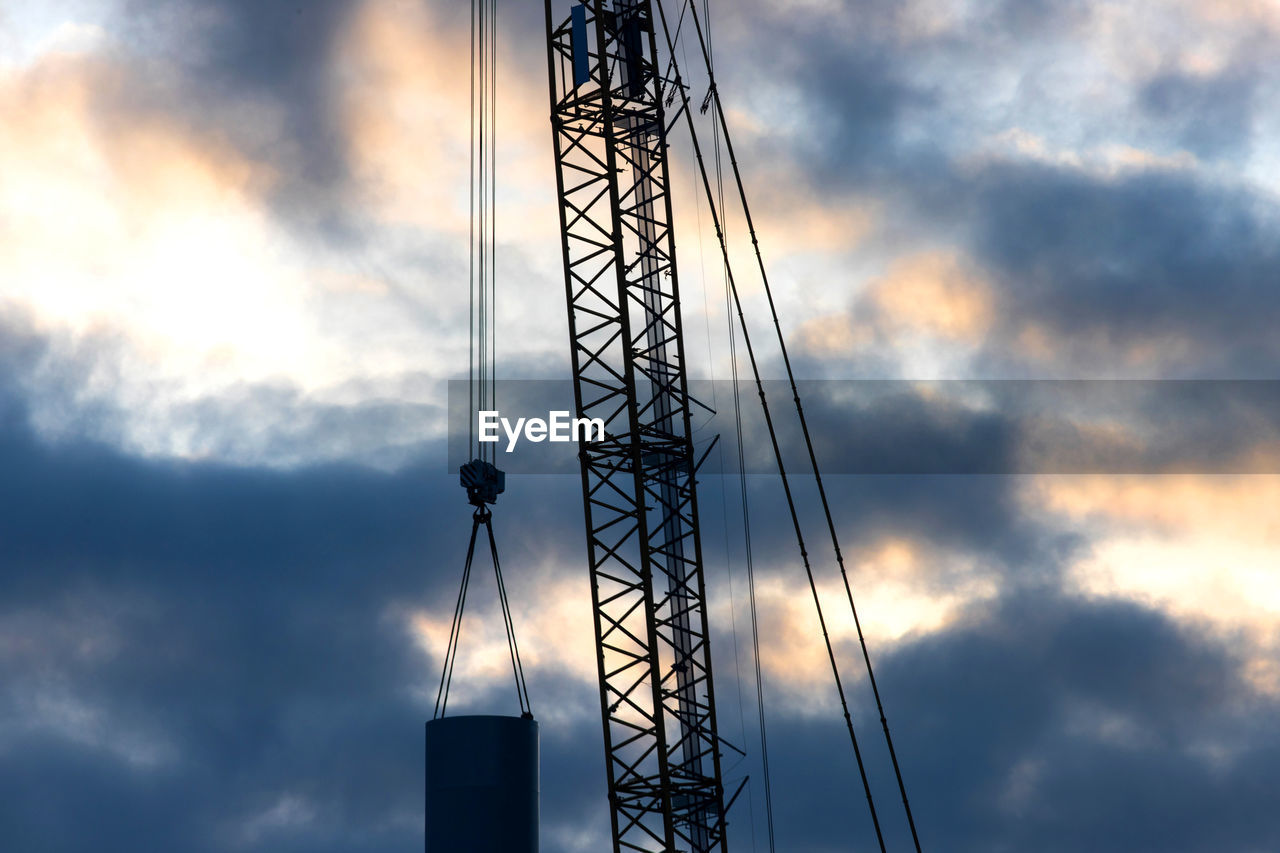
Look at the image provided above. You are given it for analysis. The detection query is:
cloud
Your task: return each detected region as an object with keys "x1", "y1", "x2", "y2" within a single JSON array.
[
  {"x1": 1032, "y1": 473, "x2": 1280, "y2": 697},
  {"x1": 698, "y1": 581, "x2": 1280, "y2": 852},
  {"x1": 794, "y1": 250, "x2": 994, "y2": 376},
  {"x1": 716, "y1": 540, "x2": 998, "y2": 707},
  {"x1": 694, "y1": 0, "x2": 1280, "y2": 384},
  {"x1": 2, "y1": 0, "x2": 576, "y2": 467},
  {"x1": 5, "y1": 0, "x2": 1280, "y2": 849},
  {"x1": 963, "y1": 161, "x2": 1280, "y2": 375},
  {"x1": 848, "y1": 590, "x2": 1280, "y2": 853},
  {"x1": 0, "y1": 337, "x2": 610, "y2": 850},
  {"x1": 0, "y1": 12, "x2": 542, "y2": 461},
  {"x1": 0, "y1": 44, "x2": 393, "y2": 414},
  {"x1": 1138, "y1": 64, "x2": 1259, "y2": 159},
  {"x1": 117, "y1": 0, "x2": 356, "y2": 210},
  {"x1": 5, "y1": 302, "x2": 1280, "y2": 852}
]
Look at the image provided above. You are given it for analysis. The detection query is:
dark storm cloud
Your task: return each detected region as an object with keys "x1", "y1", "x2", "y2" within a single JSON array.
[
  {"x1": 992, "y1": 0, "x2": 1091, "y2": 37},
  {"x1": 759, "y1": 591, "x2": 1280, "y2": 853},
  {"x1": 1138, "y1": 65, "x2": 1259, "y2": 160},
  {"x1": 0, "y1": 391, "x2": 434, "y2": 851},
  {"x1": 5, "y1": 317, "x2": 1280, "y2": 852},
  {"x1": 696, "y1": 0, "x2": 1082, "y2": 198},
  {"x1": 777, "y1": 152, "x2": 1280, "y2": 375},
  {"x1": 800, "y1": 380, "x2": 1280, "y2": 474},
  {"x1": 104, "y1": 0, "x2": 375, "y2": 244},
  {"x1": 700, "y1": 469, "x2": 1065, "y2": 591},
  {"x1": 0, "y1": 317, "x2": 602, "y2": 851},
  {"x1": 793, "y1": 43, "x2": 930, "y2": 185},
  {"x1": 965, "y1": 161, "x2": 1280, "y2": 374},
  {"x1": 0, "y1": 735, "x2": 196, "y2": 852},
  {"x1": 104, "y1": 0, "x2": 552, "y2": 243},
  {"x1": 124, "y1": 0, "x2": 353, "y2": 179}
]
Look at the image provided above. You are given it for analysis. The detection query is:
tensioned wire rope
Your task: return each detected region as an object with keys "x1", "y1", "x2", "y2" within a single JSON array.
[
  {"x1": 678, "y1": 5, "x2": 924, "y2": 849},
  {"x1": 433, "y1": 504, "x2": 532, "y2": 719},
  {"x1": 677, "y1": 0, "x2": 780, "y2": 847},
  {"x1": 652, "y1": 5, "x2": 886, "y2": 850},
  {"x1": 656, "y1": 0, "x2": 927, "y2": 849},
  {"x1": 438, "y1": 0, "x2": 532, "y2": 721},
  {"x1": 677, "y1": 8, "x2": 772, "y2": 848},
  {"x1": 699, "y1": 1, "x2": 778, "y2": 848},
  {"x1": 470, "y1": 0, "x2": 499, "y2": 467}
]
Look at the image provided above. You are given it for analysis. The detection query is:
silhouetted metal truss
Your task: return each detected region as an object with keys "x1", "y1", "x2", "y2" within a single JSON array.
[{"x1": 545, "y1": 0, "x2": 728, "y2": 850}]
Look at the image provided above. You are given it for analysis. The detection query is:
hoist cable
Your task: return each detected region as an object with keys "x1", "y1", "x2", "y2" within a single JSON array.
[
  {"x1": 472, "y1": 0, "x2": 499, "y2": 464},
  {"x1": 477, "y1": 0, "x2": 484, "y2": 461},
  {"x1": 681, "y1": 2, "x2": 924, "y2": 848},
  {"x1": 487, "y1": 0, "x2": 498, "y2": 448},
  {"x1": 443, "y1": 0, "x2": 530, "y2": 719},
  {"x1": 467, "y1": 0, "x2": 476, "y2": 460},
  {"x1": 659, "y1": 0, "x2": 688, "y2": 103},
  {"x1": 478, "y1": 0, "x2": 488, "y2": 463},
  {"x1": 654, "y1": 6, "x2": 887, "y2": 850}
]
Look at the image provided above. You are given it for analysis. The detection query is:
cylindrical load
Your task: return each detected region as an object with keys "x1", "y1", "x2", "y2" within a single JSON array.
[{"x1": 424, "y1": 714, "x2": 539, "y2": 852}]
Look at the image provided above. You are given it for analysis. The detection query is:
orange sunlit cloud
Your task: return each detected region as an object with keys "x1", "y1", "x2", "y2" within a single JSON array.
[
  {"x1": 0, "y1": 44, "x2": 395, "y2": 430},
  {"x1": 794, "y1": 248, "x2": 994, "y2": 366},
  {"x1": 336, "y1": 0, "x2": 557, "y2": 239},
  {"x1": 1, "y1": 3, "x2": 554, "y2": 458},
  {"x1": 711, "y1": 536, "x2": 998, "y2": 712},
  {"x1": 1031, "y1": 475, "x2": 1280, "y2": 696}
]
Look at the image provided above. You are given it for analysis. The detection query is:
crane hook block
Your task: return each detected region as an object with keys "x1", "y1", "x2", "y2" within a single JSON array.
[{"x1": 460, "y1": 458, "x2": 506, "y2": 506}]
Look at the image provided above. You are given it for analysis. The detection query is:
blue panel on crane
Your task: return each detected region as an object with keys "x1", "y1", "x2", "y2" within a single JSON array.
[
  {"x1": 571, "y1": 4, "x2": 590, "y2": 87},
  {"x1": 425, "y1": 715, "x2": 539, "y2": 852}
]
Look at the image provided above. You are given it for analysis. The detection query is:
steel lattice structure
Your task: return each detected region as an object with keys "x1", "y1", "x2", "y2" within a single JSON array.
[{"x1": 544, "y1": 0, "x2": 728, "y2": 849}]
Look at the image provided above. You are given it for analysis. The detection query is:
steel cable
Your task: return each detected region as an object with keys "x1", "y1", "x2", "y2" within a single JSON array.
[
  {"x1": 681, "y1": 3, "x2": 925, "y2": 847},
  {"x1": 434, "y1": 507, "x2": 533, "y2": 719},
  {"x1": 654, "y1": 4, "x2": 888, "y2": 849}
]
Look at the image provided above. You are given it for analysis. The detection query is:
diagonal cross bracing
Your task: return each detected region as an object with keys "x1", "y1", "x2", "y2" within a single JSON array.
[{"x1": 545, "y1": 1, "x2": 729, "y2": 850}]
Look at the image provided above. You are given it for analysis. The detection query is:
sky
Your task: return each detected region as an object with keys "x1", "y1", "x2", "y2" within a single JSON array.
[{"x1": 2, "y1": 0, "x2": 1280, "y2": 850}]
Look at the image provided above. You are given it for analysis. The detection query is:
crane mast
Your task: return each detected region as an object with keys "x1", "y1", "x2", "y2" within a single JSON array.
[{"x1": 544, "y1": 0, "x2": 728, "y2": 849}]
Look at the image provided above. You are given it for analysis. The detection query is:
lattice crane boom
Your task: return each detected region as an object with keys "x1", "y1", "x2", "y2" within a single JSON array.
[{"x1": 544, "y1": 1, "x2": 728, "y2": 849}]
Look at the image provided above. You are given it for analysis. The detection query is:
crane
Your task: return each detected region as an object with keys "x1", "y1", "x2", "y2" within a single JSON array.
[
  {"x1": 544, "y1": 0, "x2": 727, "y2": 849},
  {"x1": 541, "y1": 1, "x2": 925, "y2": 851}
]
